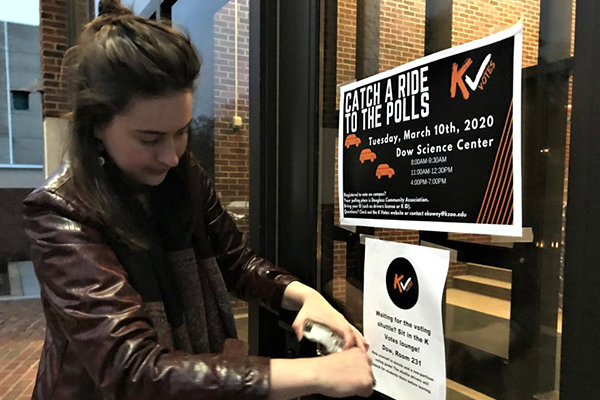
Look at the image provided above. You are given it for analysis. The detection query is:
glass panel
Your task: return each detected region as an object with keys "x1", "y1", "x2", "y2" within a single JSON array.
[
  {"x1": 171, "y1": 0, "x2": 250, "y2": 343},
  {"x1": 319, "y1": 1, "x2": 576, "y2": 399}
]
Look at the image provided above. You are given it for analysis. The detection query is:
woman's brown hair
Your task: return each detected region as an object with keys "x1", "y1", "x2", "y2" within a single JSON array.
[{"x1": 64, "y1": 0, "x2": 201, "y2": 249}]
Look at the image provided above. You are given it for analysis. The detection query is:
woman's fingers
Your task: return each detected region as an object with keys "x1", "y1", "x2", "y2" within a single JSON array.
[
  {"x1": 352, "y1": 326, "x2": 368, "y2": 352},
  {"x1": 341, "y1": 325, "x2": 357, "y2": 350},
  {"x1": 292, "y1": 315, "x2": 306, "y2": 341},
  {"x1": 315, "y1": 348, "x2": 374, "y2": 398}
]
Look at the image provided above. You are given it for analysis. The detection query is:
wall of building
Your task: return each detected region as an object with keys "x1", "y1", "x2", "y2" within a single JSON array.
[
  {"x1": 0, "y1": 20, "x2": 45, "y2": 266},
  {"x1": 0, "y1": 169, "x2": 43, "y2": 188},
  {"x1": 0, "y1": 22, "x2": 44, "y2": 166}
]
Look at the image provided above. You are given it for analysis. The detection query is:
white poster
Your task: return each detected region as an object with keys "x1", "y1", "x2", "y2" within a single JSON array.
[{"x1": 364, "y1": 238, "x2": 450, "y2": 400}]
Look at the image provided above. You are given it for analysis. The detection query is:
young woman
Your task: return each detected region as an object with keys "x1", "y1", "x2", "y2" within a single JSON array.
[{"x1": 23, "y1": 1, "x2": 373, "y2": 399}]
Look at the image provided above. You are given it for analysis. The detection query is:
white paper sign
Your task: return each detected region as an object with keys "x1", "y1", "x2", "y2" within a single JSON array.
[{"x1": 364, "y1": 238, "x2": 450, "y2": 400}]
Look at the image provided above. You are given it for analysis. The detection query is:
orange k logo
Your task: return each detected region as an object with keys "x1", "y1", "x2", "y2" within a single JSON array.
[
  {"x1": 451, "y1": 58, "x2": 473, "y2": 100},
  {"x1": 394, "y1": 274, "x2": 404, "y2": 292}
]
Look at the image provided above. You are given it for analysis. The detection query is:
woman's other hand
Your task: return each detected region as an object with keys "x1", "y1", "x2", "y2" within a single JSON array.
[
  {"x1": 314, "y1": 348, "x2": 375, "y2": 397},
  {"x1": 269, "y1": 347, "x2": 374, "y2": 400}
]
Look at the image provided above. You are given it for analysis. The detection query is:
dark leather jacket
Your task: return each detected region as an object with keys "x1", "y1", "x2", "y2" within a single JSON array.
[{"x1": 23, "y1": 162, "x2": 298, "y2": 400}]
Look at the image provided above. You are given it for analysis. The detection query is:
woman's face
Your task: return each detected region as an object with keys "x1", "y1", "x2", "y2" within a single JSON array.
[{"x1": 96, "y1": 91, "x2": 193, "y2": 186}]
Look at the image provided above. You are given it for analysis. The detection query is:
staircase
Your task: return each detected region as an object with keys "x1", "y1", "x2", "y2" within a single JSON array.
[
  {"x1": 446, "y1": 263, "x2": 512, "y2": 359},
  {"x1": 447, "y1": 379, "x2": 496, "y2": 400},
  {"x1": 445, "y1": 263, "x2": 512, "y2": 400}
]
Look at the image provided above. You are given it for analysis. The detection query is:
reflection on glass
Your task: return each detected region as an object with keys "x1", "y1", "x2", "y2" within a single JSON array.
[
  {"x1": 172, "y1": 0, "x2": 251, "y2": 341},
  {"x1": 446, "y1": 263, "x2": 512, "y2": 359}
]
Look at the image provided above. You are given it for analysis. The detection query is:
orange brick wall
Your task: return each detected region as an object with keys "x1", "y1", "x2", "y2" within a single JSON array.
[
  {"x1": 332, "y1": 241, "x2": 348, "y2": 304},
  {"x1": 337, "y1": 0, "x2": 357, "y2": 89},
  {"x1": 379, "y1": 0, "x2": 426, "y2": 73},
  {"x1": 451, "y1": 0, "x2": 540, "y2": 68}
]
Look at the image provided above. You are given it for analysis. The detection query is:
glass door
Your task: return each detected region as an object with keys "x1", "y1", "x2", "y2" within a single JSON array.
[
  {"x1": 315, "y1": 1, "x2": 576, "y2": 399},
  {"x1": 167, "y1": 0, "x2": 252, "y2": 342}
]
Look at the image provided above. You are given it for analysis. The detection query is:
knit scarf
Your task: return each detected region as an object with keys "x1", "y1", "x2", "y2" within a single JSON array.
[{"x1": 106, "y1": 162, "x2": 238, "y2": 354}]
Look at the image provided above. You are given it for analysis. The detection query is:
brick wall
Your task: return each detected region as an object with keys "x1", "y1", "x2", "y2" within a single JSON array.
[
  {"x1": 451, "y1": 0, "x2": 540, "y2": 68},
  {"x1": 332, "y1": 241, "x2": 348, "y2": 304},
  {"x1": 40, "y1": 0, "x2": 70, "y2": 118},
  {"x1": 213, "y1": 0, "x2": 251, "y2": 235},
  {"x1": 379, "y1": 0, "x2": 425, "y2": 73},
  {"x1": 337, "y1": 0, "x2": 357, "y2": 90}
]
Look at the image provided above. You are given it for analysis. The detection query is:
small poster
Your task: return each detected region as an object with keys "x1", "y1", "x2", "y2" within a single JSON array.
[
  {"x1": 364, "y1": 238, "x2": 449, "y2": 400},
  {"x1": 339, "y1": 25, "x2": 523, "y2": 236}
]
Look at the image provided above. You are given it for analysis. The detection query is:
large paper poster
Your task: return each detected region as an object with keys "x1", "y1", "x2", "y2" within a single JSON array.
[
  {"x1": 364, "y1": 238, "x2": 450, "y2": 400},
  {"x1": 339, "y1": 25, "x2": 523, "y2": 236}
]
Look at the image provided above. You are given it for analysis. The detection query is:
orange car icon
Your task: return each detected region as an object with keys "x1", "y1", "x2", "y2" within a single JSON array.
[
  {"x1": 345, "y1": 134, "x2": 361, "y2": 148},
  {"x1": 376, "y1": 164, "x2": 395, "y2": 179},
  {"x1": 359, "y1": 148, "x2": 377, "y2": 163}
]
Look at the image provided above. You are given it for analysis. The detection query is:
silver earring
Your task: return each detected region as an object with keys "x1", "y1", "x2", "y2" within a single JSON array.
[{"x1": 98, "y1": 156, "x2": 106, "y2": 167}]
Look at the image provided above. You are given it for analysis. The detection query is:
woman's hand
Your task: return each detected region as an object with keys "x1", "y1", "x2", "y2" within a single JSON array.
[
  {"x1": 281, "y1": 281, "x2": 369, "y2": 351},
  {"x1": 314, "y1": 348, "x2": 375, "y2": 398},
  {"x1": 270, "y1": 348, "x2": 374, "y2": 400}
]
